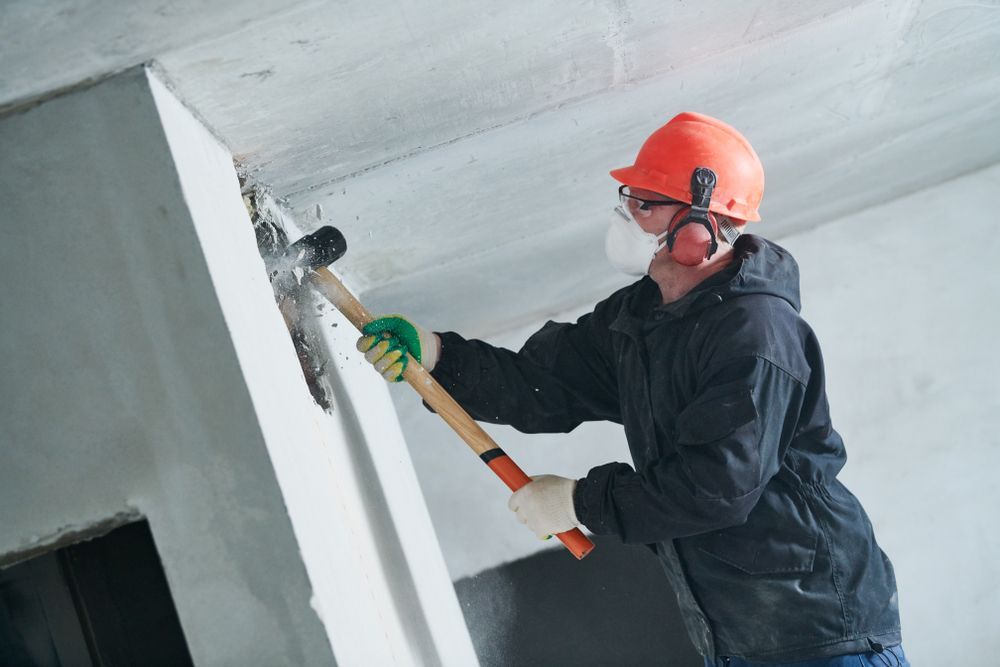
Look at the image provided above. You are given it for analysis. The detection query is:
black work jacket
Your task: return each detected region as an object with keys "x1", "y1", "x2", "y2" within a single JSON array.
[{"x1": 430, "y1": 235, "x2": 901, "y2": 662}]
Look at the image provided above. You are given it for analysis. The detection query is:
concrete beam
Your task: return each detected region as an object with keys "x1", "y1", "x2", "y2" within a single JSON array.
[{"x1": 0, "y1": 66, "x2": 475, "y2": 666}]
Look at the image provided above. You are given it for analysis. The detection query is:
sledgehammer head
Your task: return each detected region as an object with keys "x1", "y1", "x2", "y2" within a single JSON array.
[
  {"x1": 268, "y1": 226, "x2": 348, "y2": 291},
  {"x1": 285, "y1": 226, "x2": 348, "y2": 271}
]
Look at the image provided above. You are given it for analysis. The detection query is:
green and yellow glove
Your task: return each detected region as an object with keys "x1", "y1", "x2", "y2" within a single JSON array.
[{"x1": 356, "y1": 315, "x2": 440, "y2": 382}]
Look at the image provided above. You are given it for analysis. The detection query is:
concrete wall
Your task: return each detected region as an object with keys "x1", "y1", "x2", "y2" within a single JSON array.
[
  {"x1": 784, "y1": 163, "x2": 1000, "y2": 665},
  {"x1": 0, "y1": 67, "x2": 475, "y2": 666},
  {"x1": 393, "y1": 162, "x2": 1000, "y2": 664}
]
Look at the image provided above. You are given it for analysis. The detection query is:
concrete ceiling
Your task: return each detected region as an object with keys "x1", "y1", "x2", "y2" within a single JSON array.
[{"x1": 4, "y1": 0, "x2": 1000, "y2": 336}]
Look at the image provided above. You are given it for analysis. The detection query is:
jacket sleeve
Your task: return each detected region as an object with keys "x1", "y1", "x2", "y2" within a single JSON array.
[
  {"x1": 428, "y1": 307, "x2": 621, "y2": 433},
  {"x1": 573, "y1": 355, "x2": 806, "y2": 543}
]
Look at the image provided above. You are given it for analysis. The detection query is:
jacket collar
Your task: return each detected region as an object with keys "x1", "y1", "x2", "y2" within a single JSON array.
[{"x1": 609, "y1": 235, "x2": 802, "y2": 334}]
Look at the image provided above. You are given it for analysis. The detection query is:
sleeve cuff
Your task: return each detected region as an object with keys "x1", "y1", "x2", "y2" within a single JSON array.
[
  {"x1": 422, "y1": 331, "x2": 477, "y2": 414},
  {"x1": 573, "y1": 462, "x2": 634, "y2": 536},
  {"x1": 430, "y1": 332, "x2": 471, "y2": 386}
]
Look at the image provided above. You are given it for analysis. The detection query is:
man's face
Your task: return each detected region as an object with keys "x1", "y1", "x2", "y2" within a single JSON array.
[{"x1": 622, "y1": 187, "x2": 687, "y2": 237}]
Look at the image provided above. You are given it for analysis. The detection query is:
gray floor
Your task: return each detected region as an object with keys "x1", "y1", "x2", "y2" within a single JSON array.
[{"x1": 454, "y1": 535, "x2": 701, "y2": 666}]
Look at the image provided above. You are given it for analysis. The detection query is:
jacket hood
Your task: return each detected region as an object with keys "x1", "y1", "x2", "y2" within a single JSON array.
[
  {"x1": 723, "y1": 234, "x2": 802, "y2": 312},
  {"x1": 634, "y1": 234, "x2": 802, "y2": 319}
]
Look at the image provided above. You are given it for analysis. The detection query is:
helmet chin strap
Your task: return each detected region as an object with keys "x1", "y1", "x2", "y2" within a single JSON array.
[{"x1": 665, "y1": 167, "x2": 720, "y2": 260}]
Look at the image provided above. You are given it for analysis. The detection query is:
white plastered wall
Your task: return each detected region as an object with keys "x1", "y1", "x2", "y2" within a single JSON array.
[
  {"x1": 393, "y1": 163, "x2": 1000, "y2": 665},
  {"x1": 0, "y1": 67, "x2": 475, "y2": 666}
]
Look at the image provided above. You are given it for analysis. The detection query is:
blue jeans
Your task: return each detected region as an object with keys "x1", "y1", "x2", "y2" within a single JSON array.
[{"x1": 703, "y1": 644, "x2": 909, "y2": 667}]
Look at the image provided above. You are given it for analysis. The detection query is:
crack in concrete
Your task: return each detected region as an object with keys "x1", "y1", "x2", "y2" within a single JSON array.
[{"x1": 604, "y1": 0, "x2": 635, "y2": 88}]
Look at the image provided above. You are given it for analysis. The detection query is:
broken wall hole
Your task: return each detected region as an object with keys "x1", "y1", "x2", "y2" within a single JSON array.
[{"x1": 242, "y1": 181, "x2": 337, "y2": 411}]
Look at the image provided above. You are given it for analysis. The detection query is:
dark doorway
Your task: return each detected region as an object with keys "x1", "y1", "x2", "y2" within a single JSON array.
[{"x1": 0, "y1": 520, "x2": 193, "y2": 666}]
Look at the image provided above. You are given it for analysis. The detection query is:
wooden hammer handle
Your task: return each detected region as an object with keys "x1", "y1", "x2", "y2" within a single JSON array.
[{"x1": 308, "y1": 266, "x2": 595, "y2": 560}]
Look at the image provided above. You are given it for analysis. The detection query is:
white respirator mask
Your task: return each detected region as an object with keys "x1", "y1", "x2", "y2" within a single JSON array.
[{"x1": 604, "y1": 205, "x2": 669, "y2": 276}]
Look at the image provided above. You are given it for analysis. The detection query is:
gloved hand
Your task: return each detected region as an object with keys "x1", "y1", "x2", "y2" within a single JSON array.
[
  {"x1": 508, "y1": 475, "x2": 580, "y2": 540},
  {"x1": 356, "y1": 314, "x2": 440, "y2": 382}
]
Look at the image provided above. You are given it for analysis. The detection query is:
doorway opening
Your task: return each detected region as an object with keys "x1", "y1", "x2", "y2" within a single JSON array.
[{"x1": 0, "y1": 520, "x2": 193, "y2": 666}]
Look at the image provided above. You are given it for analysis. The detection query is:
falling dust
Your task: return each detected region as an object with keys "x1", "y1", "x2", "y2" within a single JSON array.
[{"x1": 242, "y1": 180, "x2": 337, "y2": 410}]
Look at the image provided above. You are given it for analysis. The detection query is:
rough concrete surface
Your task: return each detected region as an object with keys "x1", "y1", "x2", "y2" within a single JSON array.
[{"x1": 3, "y1": 0, "x2": 999, "y2": 333}]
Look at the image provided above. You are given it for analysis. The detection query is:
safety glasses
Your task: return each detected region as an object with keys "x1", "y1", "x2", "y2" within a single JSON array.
[{"x1": 618, "y1": 185, "x2": 685, "y2": 218}]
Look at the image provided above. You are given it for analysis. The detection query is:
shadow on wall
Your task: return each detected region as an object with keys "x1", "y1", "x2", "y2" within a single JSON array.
[{"x1": 454, "y1": 535, "x2": 702, "y2": 666}]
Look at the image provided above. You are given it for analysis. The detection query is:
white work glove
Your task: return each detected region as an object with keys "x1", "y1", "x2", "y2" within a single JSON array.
[
  {"x1": 356, "y1": 314, "x2": 440, "y2": 382},
  {"x1": 508, "y1": 475, "x2": 580, "y2": 540}
]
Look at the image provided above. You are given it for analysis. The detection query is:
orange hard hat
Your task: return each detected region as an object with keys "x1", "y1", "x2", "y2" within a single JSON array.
[{"x1": 610, "y1": 112, "x2": 765, "y2": 222}]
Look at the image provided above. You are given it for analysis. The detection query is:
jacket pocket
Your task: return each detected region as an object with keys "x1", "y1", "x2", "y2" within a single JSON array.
[
  {"x1": 697, "y1": 531, "x2": 817, "y2": 575},
  {"x1": 694, "y1": 488, "x2": 819, "y2": 575}
]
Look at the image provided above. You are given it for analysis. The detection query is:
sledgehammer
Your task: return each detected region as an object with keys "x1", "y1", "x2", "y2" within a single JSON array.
[{"x1": 280, "y1": 226, "x2": 595, "y2": 560}]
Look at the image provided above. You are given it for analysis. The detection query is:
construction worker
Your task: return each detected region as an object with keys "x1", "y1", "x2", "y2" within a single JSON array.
[{"x1": 357, "y1": 112, "x2": 906, "y2": 666}]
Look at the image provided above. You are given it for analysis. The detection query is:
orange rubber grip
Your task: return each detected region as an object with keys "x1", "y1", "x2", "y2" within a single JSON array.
[{"x1": 485, "y1": 451, "x2": 595, "y2": 560}]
